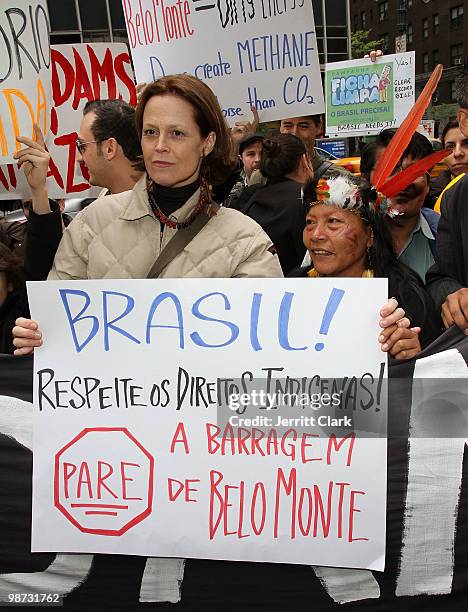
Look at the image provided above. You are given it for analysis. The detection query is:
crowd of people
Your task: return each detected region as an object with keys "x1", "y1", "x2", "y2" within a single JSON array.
[{"x1": 0, "y1": 64, "x2": 467, "y2": 364}]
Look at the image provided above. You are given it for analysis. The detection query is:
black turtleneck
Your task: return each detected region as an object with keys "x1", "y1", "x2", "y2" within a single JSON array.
[{"x1": 148, "y1": 178, "x2": 200, "y2": 217}]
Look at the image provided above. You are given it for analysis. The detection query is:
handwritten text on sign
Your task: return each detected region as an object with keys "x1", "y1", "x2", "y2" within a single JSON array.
[
  {"x1": 0, "y1": 43, "x2": 136, "y2": 199},
  {"x1": 29, "y1": 278, "x2": 387, "y2": 570},
  {"x1": 325, "y1": 52, "x2": 415, "y2": 137},
  {"x1": 122, "y1": 0, "x2": 325, "y2": 124},
  {"x1": 0, "y1": 0, "x2": 51, "y2": 164}
]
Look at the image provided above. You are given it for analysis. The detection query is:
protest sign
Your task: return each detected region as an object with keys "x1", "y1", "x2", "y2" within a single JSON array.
[
  {"x1": 417, "y1": 120, "x2": 435, "y2": 140},
  {"x1": 28, "y1": 278, "x2": 387, "y2": 570},
  {"x1": 325, "y1": 52, "x2": 415, "y2": 137},
  {"x1": 122, "y1": 0, "x2": 325, "y2": 125},
  {"x1": 0, "y1": 43, "x2": 136, "y2": 199},
  {"x1": 0, "y1": 0, "x2": 51, "y2": 165}
]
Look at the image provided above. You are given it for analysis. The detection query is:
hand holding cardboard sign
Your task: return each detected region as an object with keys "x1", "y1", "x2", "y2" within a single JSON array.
[{"x1": 231, "y1": 107, "x2": 260, "y2": 149}]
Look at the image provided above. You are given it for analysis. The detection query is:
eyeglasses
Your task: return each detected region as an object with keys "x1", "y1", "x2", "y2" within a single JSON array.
[{"x1": 76, "y1": 138, "x2": 98, "y2": 154}]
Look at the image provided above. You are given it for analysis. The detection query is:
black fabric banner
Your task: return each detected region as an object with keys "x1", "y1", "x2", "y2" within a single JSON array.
[{"x1": 1, "y1": 329, "x2": 468, "y2": 610}]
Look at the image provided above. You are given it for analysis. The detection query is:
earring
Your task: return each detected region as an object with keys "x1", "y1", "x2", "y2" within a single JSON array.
[
  {"x1": 362, "y1": 246, "x2": 374, "y2": 278},
  {"x1": 307, "y1": 267, "x2": 320, "y2": 278}
]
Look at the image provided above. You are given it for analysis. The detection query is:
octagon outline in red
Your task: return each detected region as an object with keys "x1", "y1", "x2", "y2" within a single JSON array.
[{"x1": 54, "y1": 427, "x2": 154, "y2": 536}]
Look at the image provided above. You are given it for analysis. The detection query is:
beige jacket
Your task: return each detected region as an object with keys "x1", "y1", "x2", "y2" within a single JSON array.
[{"x1": 48, "y1": 176, "x2": 282, "y2": 280}]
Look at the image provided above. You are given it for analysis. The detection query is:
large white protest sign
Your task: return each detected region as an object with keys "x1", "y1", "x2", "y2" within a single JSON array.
[
  {"x1": 29, "y1": 278, "x2": 387, "y2": 570},
  {"x1": 0, "y1": 43, "x2": 136, "y2": 199},
  {"x1": 0, "y1": 0, "x2": 51, "y2": 164},
  {"x1": 122, "y1": 0, "x2": 324, "y2": 125},
  {"x1": 325, "y1": 52, "x2": 415, "y2": 137}
]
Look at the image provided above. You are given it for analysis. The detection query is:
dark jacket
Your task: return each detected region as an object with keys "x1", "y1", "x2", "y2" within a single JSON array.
[
  {"x1": 229, "y1": 178, "x2": 306, "y2": 275},
  {"x1": 428, "y1": 169, "x2": 452, "y2": 208},
  {"x1": 426, "y1": 174, "x2": 468, "y2": 310},
  {"x1": 0, "y1": 293, "x2": 29, "y2": 354},
  {"x1": 289, "y1": 265, "x2": 442, "y2": 350},
  {"x1": 24, "y1": 204, "x2": 65, "y2": 281},
  {"x1": 420, "y1": 207, "x2": 439, "y2": 258}
]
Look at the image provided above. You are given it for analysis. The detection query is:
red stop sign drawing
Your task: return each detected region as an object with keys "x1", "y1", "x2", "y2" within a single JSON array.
[{"x1": 54, "y1": 427, "x2": 154, "y2": 536}]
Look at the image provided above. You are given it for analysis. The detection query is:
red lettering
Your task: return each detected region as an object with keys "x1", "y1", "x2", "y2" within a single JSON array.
[
  {"x1": 63, "y1": 462, "x2": 77, "y2": 499},
  {"x1": 209, "y1": 469, "x2": 225, "y2": 539},
  {"x1": 185, "y1": 479, "x2": 199, "y2": 502},
  {"x1": 251, "y1": 482, "x2": 266, "y2": 535},
  {"x1": 54, "y1": 131, "x2": 88, "y2": 193},
  {"x1": 206, "y1": 423, "x2": 221, "y2": 454},
  {"x1": 313, "y1": 482, "x2": 333, "y2": 538},
  {"x1": 301, "y1": 433, "x2": 321, "y2": 464},
  {"x1": 123, "y1": 0, "x2": 137, "y2": 48},
  {"x1": 349, "y1": 490, "x2": 368, "y2": 542},
  {"x1": 237, "y1": 480, "x2": 249, "y2": 539},
  {"x1": 170, "y1": 422, "x2": 190, "y2": 454},
  {"x1": 274, "y1": 467, "x2": 296, "y2": 538},
  {"x1": 88, "y1": 45, "x2": 116, "y2": 100},
  {"x1": 72, "y1": 49, "x2": 94, "y2": 110},
  {"x1": 167, "y1": 477, "x2": 185, "y2": 501},
  {"x1": 114, "y1": 53, "x2": 137, "y2": 106},
  {"x1": 327, "y1": 432, "x2": 356, "y2": 466},
  {"x1": 51, "y1": 48, "x2": 74, "y2": 107},
  {"x1": 121, "y1": 461, "x2": 142, "y2": 500},
  {"x1": 97, "y1": 461, "x2": 118, "y2": 499},
  {"x1": 223, "y1": 485, "x2": 238, "y2": 536},
  {"x1": 336, "y1": 481, "x2": 349, "y2": 538},
  {"x1": 298, "y1": 487, "x2": 312, "y2": 535},
  {"x1": 77, "y1": 462, "x2": 93, "y2": 498}
]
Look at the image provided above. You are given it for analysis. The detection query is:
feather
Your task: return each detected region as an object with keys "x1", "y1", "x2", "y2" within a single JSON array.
[
  {"x1": 372, "y1": 64, "x2": 443, "y2": 190},
  {"x1": 379, "y1": 149, "x2": 450, "y2": 198}
]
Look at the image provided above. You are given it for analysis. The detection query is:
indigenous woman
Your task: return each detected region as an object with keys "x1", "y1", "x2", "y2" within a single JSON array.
[{"x1": 290, "y1": 175, "x2": 443, "y2": 358}]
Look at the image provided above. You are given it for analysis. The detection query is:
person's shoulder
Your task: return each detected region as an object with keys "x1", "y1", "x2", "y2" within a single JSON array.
[
  {"x1": 440, "y1": 173, "x2": 468, "y2": 214},
  {"x1": 212, "y1": 206, "x2": 267, "y2": 237},
  {"x1": 75, "y1": 189, "x2": 135, "y2": 227},
  {"x1": 287, "y1": 265, "x2": 310, "y2": 277}
]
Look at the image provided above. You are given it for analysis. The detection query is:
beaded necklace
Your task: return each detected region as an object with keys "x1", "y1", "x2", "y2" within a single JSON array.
[{"x1": 147, "y1": 177, "x2": 210, "y2": 230}]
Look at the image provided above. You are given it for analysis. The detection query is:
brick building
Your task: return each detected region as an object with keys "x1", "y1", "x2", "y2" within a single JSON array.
[{"x1": 350, "y1": 0, "x2": 467, "y2": 126}]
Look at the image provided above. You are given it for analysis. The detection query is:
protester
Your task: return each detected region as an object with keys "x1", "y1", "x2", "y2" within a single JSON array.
[
  {"x1": 0, "y1": 243, "x2": 28, "y2": 354},
  {"x1": 430, "y1": 119, "x2": 468, "y2": 212},
  {"x1": 224, "y1": 132, "x2": 264, "y2": 208},
  {"x1": 280, "y1": 115, "x2": 347, "y2": 181},
  {"x1": 361, "y1": 129, "x2": 439, "y2": 282},
  {"x1": 230, "y1": 134, "x2": 311, "y2": 274},
  {"x1": 426, "y1": 73, "x2": 468, "y2": 332},
  {"x1": 290, "y1": 175, "x2": 442, "y2": 356}
]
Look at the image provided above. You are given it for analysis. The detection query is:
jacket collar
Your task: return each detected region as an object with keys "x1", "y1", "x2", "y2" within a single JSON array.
[{"x1": 119, "y1": 175, "x2": 202, "y2": 222}]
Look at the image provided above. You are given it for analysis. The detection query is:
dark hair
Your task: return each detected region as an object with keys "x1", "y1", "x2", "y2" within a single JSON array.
[
  {"x1": 441, "y1": 119, "x2": 460, "y2": 146},
  {"x1": 454, "y1": 73, "x2": 468, "y2": 110},
  {"x1": 135, "y1": 75, "x2": 236, "y2": 185},
  {"x1": 83, "y1": 99, "x2": 142, "y2": 162},
  {"x1": 260, "y1": 133, "x2": 307, "y2": 180},
  {"x1": 0, "y1": 242, "x2": 25, "y2": 295},
  {"x1": 302, "y1": 177, "x2": 430, "y2": 322},
  {"x1": 281, "y1": 114, "x2": 322, "y2": 125},
  {"x1": 360, "y1": 129, "x2": 434, "y2": 181}
]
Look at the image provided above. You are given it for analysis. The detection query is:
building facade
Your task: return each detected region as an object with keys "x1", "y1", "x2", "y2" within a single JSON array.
[
  {"x1": 350, "y1": 0, "x2": 467, "y2": 124},
  {"x1": 47, "y1": 0, "x2": 350, "y2": 66}
]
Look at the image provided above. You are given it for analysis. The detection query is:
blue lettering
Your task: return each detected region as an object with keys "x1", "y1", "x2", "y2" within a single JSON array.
[
  {"x1": 250, "y1": 292, "x2": 262, "y2": 351},
  {"x1": 146, "y1": 292, "x2": 184, "y2": 348},
  {"x1": 190, "y1": 292, "x2": 239, "y2": 348},
  {"x1": 102, "y1": 291, "x2": 140, "y2": 352},
  {"x1": 59, "y1": 289, "x2": 99, "y2": 353},
  {"x1": 278, "y1": 292, "x2": 307, "y2": 351}
]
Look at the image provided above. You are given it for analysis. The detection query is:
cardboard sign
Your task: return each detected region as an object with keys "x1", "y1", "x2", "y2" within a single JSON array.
[
  {"x1": 325, "y1": 52, "x2": 415, "y2": 137},
  {"x1": 122, "y1": 0, "x2": 325, "y2": 125},
  {"x1": 0, "y1": 43, "x2": 136, "y2": 199},
  {"x1": 0, "y1": 0, "x2": 51, "y2": 164},
  {"x1": 29, "y1": 278, "x2": 387, "y2": 570}
]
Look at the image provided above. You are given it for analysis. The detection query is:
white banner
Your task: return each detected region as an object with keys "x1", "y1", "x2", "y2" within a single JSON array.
[
  {"x1": 0, "y1": 0, "x2": 51, "y2": 164},
  {"x1": 29, "y1": 278, "x2": 387, "y2": 570},
  {"x1": 325, "y1": 52, "x2": 415, "y2": 137},
  {"x1": 122, "y1": 0, "x2": 325, "y2": 125},
  {"x1": 0, "y1": 43, "x2": 136, "y2": 199}
]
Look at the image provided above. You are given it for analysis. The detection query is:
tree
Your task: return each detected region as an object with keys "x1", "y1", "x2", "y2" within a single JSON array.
[{"x1": 351, "y1": 30, "x2": 384, "y2": 59}]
